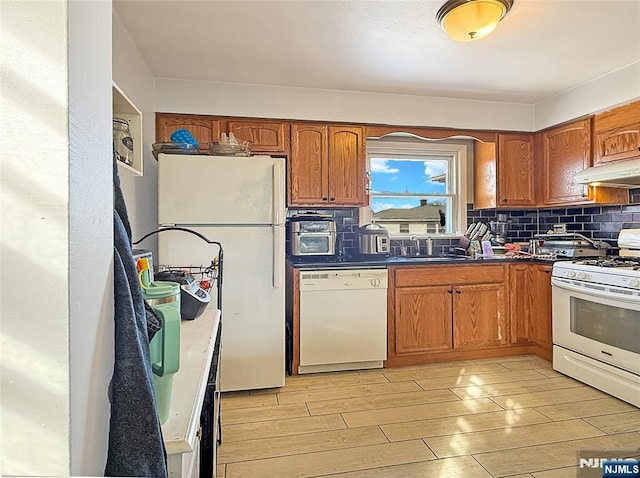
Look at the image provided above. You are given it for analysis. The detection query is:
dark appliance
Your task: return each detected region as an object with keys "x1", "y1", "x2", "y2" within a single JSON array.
[
  {"x1": 155, "y1": 270, "x2": 211, "y2": 320},
  {"x1": 287, "y1": 214, "x2": 336, "y2": 259}
]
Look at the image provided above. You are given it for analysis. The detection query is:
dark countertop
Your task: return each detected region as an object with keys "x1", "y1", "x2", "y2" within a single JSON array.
[{"x1": 287, "y1": 255, "x2": 558, "y2": 269}]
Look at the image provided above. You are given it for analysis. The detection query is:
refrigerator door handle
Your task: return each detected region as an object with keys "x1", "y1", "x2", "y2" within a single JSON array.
[
  {"x1": 273, "y1": 161, "x2": 285, "y2": 226},
  {"x1": 273, "y1": 226, "x2": 283, "y2": 288}
]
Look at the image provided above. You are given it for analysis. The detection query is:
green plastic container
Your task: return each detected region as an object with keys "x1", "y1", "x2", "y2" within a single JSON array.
[{"x1": 144, "y1": 280, "x2": 181, "y2": 424}]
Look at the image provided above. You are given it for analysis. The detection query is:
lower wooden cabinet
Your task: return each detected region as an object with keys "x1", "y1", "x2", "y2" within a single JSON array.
[
  {"x1": 530, "y1": 264, "x2": 553, "y2": 353},
  {"x1": 394, "y1": 286, "x2": 453, "y2": 353},
  {"x1": 389, "y1": 264, "x2": 509, "y2": 365},
  {"x1": 453, "y1": 282, "x2": 508, "y2": 349},
  {"x1": 509, "y1": 263, "x2": 533, "y2": 345},
  {"x1": 508, "y1": 263, "x2": 553, "y2": 357}
]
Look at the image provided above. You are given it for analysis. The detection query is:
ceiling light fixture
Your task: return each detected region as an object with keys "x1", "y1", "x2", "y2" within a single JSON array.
[{"x1": 436, "y1": 0, "x2": 514, "y2": 42}]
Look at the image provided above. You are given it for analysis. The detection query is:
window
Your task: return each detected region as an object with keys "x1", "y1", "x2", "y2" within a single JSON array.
[{"x1": 366, "y1": 138, "x2": 468, "y2": 236}]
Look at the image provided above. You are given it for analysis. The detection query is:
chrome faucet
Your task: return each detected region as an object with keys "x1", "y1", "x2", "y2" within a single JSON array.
[
  {"x1": 409, "y1": 235, "x2": 420, "y2": 255},
  {"x1": 426, "y1": 236, "x2": 433, "y2": 255}
]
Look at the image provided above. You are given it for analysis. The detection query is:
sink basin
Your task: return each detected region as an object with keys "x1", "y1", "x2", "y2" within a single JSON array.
[{"x1": 386, "y1": 255, "x2": 469, "y2": 263}]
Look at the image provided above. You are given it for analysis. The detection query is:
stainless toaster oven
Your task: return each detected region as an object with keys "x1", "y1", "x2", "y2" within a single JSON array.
[{"x1": 288, "y1": 217, "x2": 336, "y2": 257}]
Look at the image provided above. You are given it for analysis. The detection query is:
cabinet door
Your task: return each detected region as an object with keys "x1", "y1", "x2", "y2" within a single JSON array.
[
  {"x1": 395, "y1": 286, "x2": 453, "y2": 353},
  {"x1": 156, "y1": 113, "x2": 221, "y2": 150},
  {"x1": 328, "y1": 126, "x2": 366, "y2": 206},
  {"x1": 530, "y1": 265, "x2": 553, "y2": 351},
  {"x1": 453, "y1": 283, "x2": 508, "y2": 349},
  {"x1": 542, "y1": 119, "x2": 591, "y2": 205},
  {"x1": 508, "y1": 264, "x2": 532, "y2": 345},
  {"x1": 473, "y1": 141, "x2": 497, "y2": 209},
  {"x1": 497, "y1": 134, "x2": 536, "y2": 207},
  {"x1": 594, "y1": 100, "x2": 640, "y2": 164},
  {"x1": 289, "y1": 123, "x2": 329, "y2": 206},
  {"x1": 226, "y1": 120, "x2": 288, "y2": 154},
  {"x1": 594, "y1": 122, "x2": 640, "y2": 164}
]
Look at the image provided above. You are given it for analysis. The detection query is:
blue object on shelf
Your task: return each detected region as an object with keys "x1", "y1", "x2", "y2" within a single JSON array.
[{"x1": 170, "y1": 129, "x2": 199, "y2": 148}]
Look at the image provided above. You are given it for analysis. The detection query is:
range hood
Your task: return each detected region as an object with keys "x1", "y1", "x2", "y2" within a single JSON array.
[{"x1": 574, "y1": 158, "x2": 640, "y2": 189}]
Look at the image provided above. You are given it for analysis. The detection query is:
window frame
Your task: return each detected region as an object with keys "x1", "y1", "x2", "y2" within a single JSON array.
[{"x1": 365, "y1": 139, "x2": 468, "y2": 238}]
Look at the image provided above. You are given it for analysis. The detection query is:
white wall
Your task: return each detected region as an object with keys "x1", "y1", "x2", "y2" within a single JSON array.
[
  {"x1": 113, "y1": 11, "x2": 158, "y2": 256},
  {"x1": 68, "y1": 1, "x2": 113, "y2": 474},
  {"x1": 155, "y1": 79, "x2": 535, "y2": 132},
  {"x1": 534, "y1": 61, "x2": 640, "y2": 130},
  {"x1": 1, "y1": 0, "x2": 112, "y2": 475},
  {"x1": 155, "y1": 61, "x2": 640, "y2": 135}
]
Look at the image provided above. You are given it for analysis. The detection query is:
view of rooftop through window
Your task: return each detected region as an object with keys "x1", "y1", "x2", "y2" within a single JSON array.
[{"x1": 369, "y1": 156, "x2": 453, "y2": 235}]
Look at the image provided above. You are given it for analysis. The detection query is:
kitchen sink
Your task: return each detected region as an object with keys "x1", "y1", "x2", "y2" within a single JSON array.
[{"x1": 385, "y1": 255, "x2": 469, "y2": 263}]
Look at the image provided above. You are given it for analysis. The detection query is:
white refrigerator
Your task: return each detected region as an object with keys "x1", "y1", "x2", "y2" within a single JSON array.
[{"x1": 157, "y1": 154, "x2": 286, "y2": 392}]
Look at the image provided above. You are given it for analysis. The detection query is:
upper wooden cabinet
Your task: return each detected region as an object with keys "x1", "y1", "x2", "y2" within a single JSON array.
[
  {"x1": 156, "y1": 114, "x2": 221, "y2": 152},
  {"x1": 226, "y1": 120, "x2": 288, "y2": 154},
  {"x1": 474, "y1": 133, "x2": 536, "y2": 209},
  {"x1": 594, "y1": 100, "x2": 640, "y2": 165},
  {"x1": 289, "y1": 123, "x2": 366, "y2": 207},
  {"x1": 156, "y1": 114, "x2": 288, "y2": 154},
  {"x1": 542, "y1": 118, "x2": 627, "y2": 206},
  {"x1": 542, "y1": 118, "x2": 592, "y2": 205}
]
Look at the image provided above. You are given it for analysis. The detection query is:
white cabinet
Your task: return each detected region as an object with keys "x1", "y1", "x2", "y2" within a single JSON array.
[{"x1": 112, "y1": 82, "x2": 143, "y2": 175}]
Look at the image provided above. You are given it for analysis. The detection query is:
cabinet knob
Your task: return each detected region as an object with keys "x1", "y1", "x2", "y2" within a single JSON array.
[
  {"x1": 637, "y1": 146, "x2": 640, "y2": 151},
  {"x1": 447, "y1": 289, "x2": 453, "y2": 294},
  {"x1": 322, "y1": 196, "x2": 328, "y2": 201},
  {"x1": 330, "y1": 197, "x2": 336, "y2": 201},
  {"x1": 502, "y1": 199, "x2": 508, "y2": 203},
  {"x1": 456, "y1": 290, "x2": 461, "y2": 294}
]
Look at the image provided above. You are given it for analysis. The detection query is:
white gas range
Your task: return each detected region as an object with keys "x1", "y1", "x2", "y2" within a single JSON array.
[{"x1": 552, "y1": 230, "x2": 640, "y2": 408}]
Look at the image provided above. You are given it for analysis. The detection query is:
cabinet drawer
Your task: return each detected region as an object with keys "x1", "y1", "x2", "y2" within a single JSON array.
[{"x1": 394, "y1": 265, "x2": 505, "y2": 287}]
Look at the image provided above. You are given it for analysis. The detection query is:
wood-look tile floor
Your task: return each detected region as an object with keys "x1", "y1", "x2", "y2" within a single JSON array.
[{"x1": 216, "y1": 355, "x2": 640, "y2": 478}]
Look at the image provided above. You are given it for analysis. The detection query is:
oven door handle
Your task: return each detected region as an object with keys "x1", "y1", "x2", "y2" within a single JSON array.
[{"x1": 551, "y1": 277, "x2": 640, "y2": 303}]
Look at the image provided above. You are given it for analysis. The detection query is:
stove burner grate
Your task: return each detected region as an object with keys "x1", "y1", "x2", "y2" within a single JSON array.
[{"x1": 573, "y1": 256, "x2": 640, "y2": 268}]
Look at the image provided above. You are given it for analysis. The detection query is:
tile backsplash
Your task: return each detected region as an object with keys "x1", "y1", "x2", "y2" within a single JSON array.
[
  {"x1": 468, "y1": 201, "x2": 640, "y2": 248},
  {"x1": 289, "y1": 192, "x2": 640, "y2": 257}
]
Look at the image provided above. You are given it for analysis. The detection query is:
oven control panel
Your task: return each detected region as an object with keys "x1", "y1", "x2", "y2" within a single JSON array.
[{"x1": 552, "y1": 262, "x2": 640, "y2": 291}]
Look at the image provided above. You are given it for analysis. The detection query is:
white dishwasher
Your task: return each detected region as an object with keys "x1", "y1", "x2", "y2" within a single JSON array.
[{"x1": 298, "y1": 268, "x2": 388, "y2": 374}]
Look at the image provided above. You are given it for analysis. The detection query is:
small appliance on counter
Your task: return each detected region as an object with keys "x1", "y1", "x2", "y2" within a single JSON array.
[
  {"x1": 155, "y1": 270, "x2": 211, "y2": 320},
  {"x1": 287, "y1": 213, "x2": 337, "y2": 260},
  {"x1": 616, "y1": 228, "x2": 640, "y2": 257},
  {"x1": 357, "y1": 224, "x2": 390, "y2": 259},
  {"x1": 533, "y1": 232, "x2": 610, "y2": 258},
  {"x1": 489, "y1": 213, "x2": 510, "y2": 246}
]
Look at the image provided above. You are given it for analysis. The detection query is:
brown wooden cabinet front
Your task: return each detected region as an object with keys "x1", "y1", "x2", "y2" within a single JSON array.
[
  {"x1": 497, "y1": 134, "x2": 536, "y2": 207},
  {"x1": 289, "y1": 124, "x2": 328, "y2": 205},
  {"x1": 289, "y1": 123, "x2": 365, "y2": 207},
  {"x1": 156, "y1": 114, "x2": 287, "y2": 154},
  {"x1": 542, "y1": 119, "x2": 591, "y2": 205},
  {"x1": 394, "y1": 286, "x2": 453, "y2": 354},
  {"x1": 453, "y1": 283, "x2": 508, "y2": 349},
  {"x1": 328, "y1": 126, "x2": 366, "y2": 206},
  {"x1": 226, "y1": 120, "x2": 288, "y2": 154},
  {"x1": 473, "y1": 134, "x2": 535, "y2": 209},
  {"x1": 594, "y1": 100, "x2": 640, "y2": 165},
  {"x1": 156, "y1": 114, "x2": 221, "y2": 151},
  {"x1": 542, "y1": 118, "x2": 627, "y2": 206},
  {"x1": 530, "y1": 264, "x2": 553, "y2": 353},
  {"x1": 509, "y1": 264, "x2": 533, "y2": 345},
  {"x1": 390, "y1": 265, "x2": 508, "y2": 364}
]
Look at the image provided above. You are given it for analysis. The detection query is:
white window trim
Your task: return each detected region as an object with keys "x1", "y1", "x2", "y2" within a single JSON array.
[{"x1": 364, "y1": 139, "x2": 468, "y2": 238}]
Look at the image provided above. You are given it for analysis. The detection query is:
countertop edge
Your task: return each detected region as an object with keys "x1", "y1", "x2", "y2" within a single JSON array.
[
  {"x1": 287, "y1": 258, "x2": 559, "y2": 269},
  {"x1": 162, "y1": 308, "x2": 221, "y2": 456}
]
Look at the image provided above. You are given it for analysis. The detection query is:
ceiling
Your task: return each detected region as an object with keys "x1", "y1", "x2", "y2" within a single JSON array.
[{"x1": 114, "y1": 0, "x2": 640, "y2": 104}]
